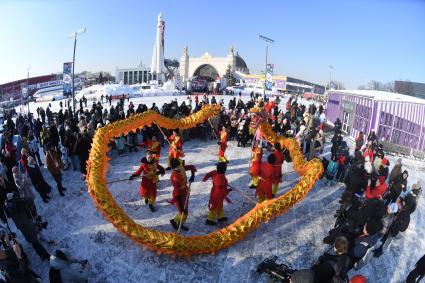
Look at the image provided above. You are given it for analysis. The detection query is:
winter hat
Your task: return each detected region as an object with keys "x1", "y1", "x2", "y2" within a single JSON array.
[
  {"x1": 290, "y1": 269, "x2": 315, "y2": 283},
  {"x1": 396, "y1": 158, "x2": 402, "y2": 165},
  {"x1": 350, "y1": 275, "x2": 367, "y2": 283},
  {"x1": 388, "y1": 203, "x2": 399, "y2": 214},
  {"x1": 381, "y1": 158, "x2": 389, "y2": 166}
]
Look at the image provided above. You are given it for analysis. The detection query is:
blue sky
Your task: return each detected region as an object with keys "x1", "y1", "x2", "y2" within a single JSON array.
[{"x1": 1, "y1": 0, "x2": 424, "y2": 88}]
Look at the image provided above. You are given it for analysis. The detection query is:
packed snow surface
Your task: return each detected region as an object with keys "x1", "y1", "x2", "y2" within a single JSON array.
[{"x1": 10, "y1": 93, "x2": 425, "y2": 282}]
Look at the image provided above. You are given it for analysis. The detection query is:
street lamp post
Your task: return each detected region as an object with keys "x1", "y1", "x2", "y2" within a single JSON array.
[
  {"x1": 68, "y1": 27, "x2": 86, "y2": 116},
  {"x1": 258, "y1": 34, "x2": 275, "y2": 100}
]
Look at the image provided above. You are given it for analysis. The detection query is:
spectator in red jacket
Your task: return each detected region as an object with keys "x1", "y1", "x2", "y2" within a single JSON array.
[{"x1": 366, "y1": 177, "x2": 387, "y2": 199}]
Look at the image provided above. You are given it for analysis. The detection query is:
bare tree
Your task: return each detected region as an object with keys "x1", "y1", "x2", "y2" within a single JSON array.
[{"x1": 364, "y1": 80, "x2": 395, "y2": 92}]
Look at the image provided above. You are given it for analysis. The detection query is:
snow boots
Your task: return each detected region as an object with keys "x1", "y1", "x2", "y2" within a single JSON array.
[{"x1": 170, "y1": 219, "x2": 188, "y2": 231}]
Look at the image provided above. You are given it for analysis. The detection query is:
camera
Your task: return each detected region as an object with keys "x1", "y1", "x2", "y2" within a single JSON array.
[{"x1": 257, "y1": 256, "x2": 294, "y2": 283}]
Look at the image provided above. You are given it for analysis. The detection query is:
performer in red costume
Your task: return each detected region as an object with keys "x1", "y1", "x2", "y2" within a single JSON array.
[
  {"x1": 249, "y1": 141, "x2": 263, "y2": 189},
  {"x1": 256, "y1": 154, "x2": 276, "y2": 203},
  {"x1": 169, "y1": 158, "x2": 197, "y2": 231},
  {"x1": 217, "y1": 125, "x2": 228, "y2": 163},
  {"x1": 130, "y1": 150, "x2": 165, "y2": 212},
  {"x1": 140, "y1": 135, "x2": 161, "y2": 163},
  {"x1": 203, "y1": 162, "x2": 231, "y2": 225},
  {"x1": 271, "y1": 142, "x2": 284, "y2": 197},
  {"x1": 166, "y1": 130, "x2": 184, "y2": 170}
]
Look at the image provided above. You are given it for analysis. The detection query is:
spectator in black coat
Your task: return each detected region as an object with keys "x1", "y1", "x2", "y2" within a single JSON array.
[
  {"x1": 6, "y1": 192, "x2": 50, "y2": 260},
  {"x1": 349, "y1": 218, "x2": 383, "y2": 268},
  {"x1": 74, "y1": 133, "x2": 91, "y2": 175},
  {"x1": 33, "y1": 118, "x2": 43, "y2": 143},
  {"x1": 48, "y1": 123, "x2": 60, "y2": 152},
  {"x1": 386, "y1": 170, "x2": 408, "y2": 203},
  {"x1": 0, "y1": 234, "x2": 40, "y2": 283},
  {"x1": 341, "y1": 151, "x2": 365, "y2": 205},
  {"x1": 26, "y1": 157, "x2": 51, "y2": 203},
  {"x1": 311, "y1": 236, "x2": 351, "y2": 283},
  {"x1": 64, "y1": 130, "x2": 78, "y2": 171},
  {"x1": 333, "y1": 118, "x2": 342, "y2": 134}
]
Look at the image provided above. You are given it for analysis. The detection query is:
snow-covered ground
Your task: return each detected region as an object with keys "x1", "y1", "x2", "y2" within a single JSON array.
[{"x1": 9, "y1": 94, "x2": 425, "y2": 282}]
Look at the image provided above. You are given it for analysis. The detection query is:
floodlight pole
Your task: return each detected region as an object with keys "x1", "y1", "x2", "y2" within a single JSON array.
[
  {"x1": 259, "y1": 35, "x2": 274, "y2": 100},
  {"x1": 69, "y1": 27, "x2": 86, "y2": 116}
]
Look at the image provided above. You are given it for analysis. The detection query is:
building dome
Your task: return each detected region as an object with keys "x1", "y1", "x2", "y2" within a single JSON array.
[{"x1": 235, "y1": 52, "x2": 249, "y2": 74}]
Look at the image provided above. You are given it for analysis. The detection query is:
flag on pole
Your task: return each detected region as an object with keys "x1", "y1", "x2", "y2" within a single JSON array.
[
  {"x1": 63, "y1": 62, "x2": 73, "y2": 97},
  {"x1": 265, "y1": 64, "x2": 274, "y2": 90}
]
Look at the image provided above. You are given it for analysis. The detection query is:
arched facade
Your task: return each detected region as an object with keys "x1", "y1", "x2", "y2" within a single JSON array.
[
  {"x1": 179, "y1": 46, "x2": 249, "y2": 83},
  {"x1": 193, "y1": 64, "x2": 219, "y2": 80}
]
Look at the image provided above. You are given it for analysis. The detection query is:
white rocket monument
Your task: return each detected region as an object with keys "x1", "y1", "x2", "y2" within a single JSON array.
[{"x1": 150, "y1": 12, "x2": 165, "y2": 83}]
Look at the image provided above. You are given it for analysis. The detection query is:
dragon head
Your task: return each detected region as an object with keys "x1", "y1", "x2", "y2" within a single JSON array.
[{"x1": 249, "y1": 107, "x2": 268, "y2": 129}]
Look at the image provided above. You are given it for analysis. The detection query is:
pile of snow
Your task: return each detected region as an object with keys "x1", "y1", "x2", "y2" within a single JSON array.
[
  {"x1": 76, "y1": 83, "x2": 181, "y2": 101},
  {"x1": 225, "y1": 86, "x2": 280, "y2": 96},
  {"x1": 76, "y1": 84, "x2": 139, "y2": 100}
]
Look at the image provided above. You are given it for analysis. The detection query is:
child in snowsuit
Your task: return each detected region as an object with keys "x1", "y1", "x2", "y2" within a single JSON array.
[
  {"x1": 115, "y1": 134, "x2": 126, "y2": 156},
  {"x1": 203, "y1": 162, "x2": 230, "y2": 225},
  {"x1": 130, "y1": 150, "x2": 165, "y2": 212},
  {"x1": 324, "y1": 154, "x2": 338, "y2": 186}
]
